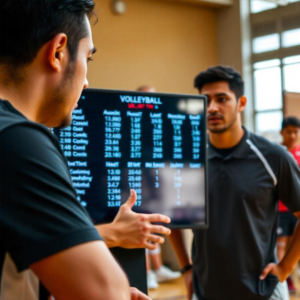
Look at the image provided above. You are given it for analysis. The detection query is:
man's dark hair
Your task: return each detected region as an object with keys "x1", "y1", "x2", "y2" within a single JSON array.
[
  {"x1": 194, "y1": 66, "x2": 244, "y2": 100},
  {"x1": 0, "y1": 0, "x2": 96, "y2": 69},
  {"x1": 281, "y1": 116, "x2": 300, "y2": 130}
]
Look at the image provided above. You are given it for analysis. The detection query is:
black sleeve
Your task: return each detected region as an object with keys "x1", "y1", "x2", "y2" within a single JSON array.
[
  {"x1": 0, "y1": 123, "x2": 102, "y2": 272},
  {"x1": 276, "y1": 148, "x2": 300, "y2": 213}
]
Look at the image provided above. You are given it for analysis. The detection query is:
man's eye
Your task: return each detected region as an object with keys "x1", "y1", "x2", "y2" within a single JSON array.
[
  {"x1": 218, "y1": 98, "x2": 227, "y2": 102},
  {"x1": 87, "y1": 57, "x2": 94, "y2": 63}
]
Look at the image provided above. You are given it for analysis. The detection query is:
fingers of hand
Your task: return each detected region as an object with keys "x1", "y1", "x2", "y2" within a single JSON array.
[
  {"x1": 259, "y1": 264, "x2": 274, "y2": 280},
  {"x1": 122, "y1": 189, "x2": 137, "y2": 209},
  {"x1": 130, "y1": 287, "x2": 138, "y2": 300},
  {"x1": 145, "y1": 241, "x2": 159, "y2": 250},
  {"x1": 147, "y1": 213, "x2": 171, "y2": 224},
  {"x1": 150, "y1": 225, "x2": 171, "y2": 236},
  {"x1": 147, "y1": 233, "x2": 165, "y2": 244}
]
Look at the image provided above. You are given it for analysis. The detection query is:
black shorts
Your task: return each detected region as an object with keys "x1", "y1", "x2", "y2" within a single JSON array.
[{"x1": 277, "y1": 211, "x2": 297, "y2": 237}]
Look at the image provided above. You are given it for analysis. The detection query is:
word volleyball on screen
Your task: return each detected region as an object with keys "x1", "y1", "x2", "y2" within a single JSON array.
[{"x1": 54, "y1": 89, "x2": 208, "y2": 229}]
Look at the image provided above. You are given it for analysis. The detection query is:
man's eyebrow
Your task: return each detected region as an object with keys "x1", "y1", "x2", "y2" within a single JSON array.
[
  {"x1": 215, "y1": 93, "x2": 230, "y2": 97},
  {"x1": 203, "y1": 92, "x2": 230, "y2": 98}
]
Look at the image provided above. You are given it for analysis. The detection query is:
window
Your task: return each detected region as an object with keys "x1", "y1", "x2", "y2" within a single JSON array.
[
  {"x1": 251, "y1": 0, "x2": 277, "y2": 14},
  {"x1": 253, "y1": 56, "x2": 300, "y2": 140},
  {"x1": 256, "y1": 111, "x2": 283, "y2": 133},
  {"x1": 251, "y1": 1, "x2": 300, "y2": 141},
  {"x1": 255, "y1": 111, "x2": 283, "y2": 142},
  {"x1": 254, "y1": 63, "x2": 282, "y2": 111},
  {"x1": 283, "y1": 55, "x2": 300, "y2": 92},
  {"x1": 252, "y1": 59, "x2": 283, "y2": 141},
  {"x1": 253, "y1": 59, "x2": 281, "y2": 69},
  {"x1": 252, "y1": 34, "x2": 280, "y2": 53},
  {"x1": 282, "y1": 28, "x2": 300, "y2": 47}
]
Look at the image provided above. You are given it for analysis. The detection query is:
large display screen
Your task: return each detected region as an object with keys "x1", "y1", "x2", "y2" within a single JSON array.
[{"x1": 54, "y1": 89, "x2": 208, "y2": 229}]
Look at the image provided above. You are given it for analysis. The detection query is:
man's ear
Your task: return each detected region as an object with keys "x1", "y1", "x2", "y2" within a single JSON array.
[
  {"x1": 47, "y1": 33, "x2": 68, "y2": 72},
  {"x1": 238, "y1": 96, "x2": 247, "y2": 112}
]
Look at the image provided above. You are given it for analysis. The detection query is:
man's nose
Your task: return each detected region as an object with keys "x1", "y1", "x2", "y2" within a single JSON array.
[
  {"x1": 207, "y1": 100, "x2": 219, "y2": 113},
  {"x1": 83, "y1": 78, "x2": 89, "y2": 89}
]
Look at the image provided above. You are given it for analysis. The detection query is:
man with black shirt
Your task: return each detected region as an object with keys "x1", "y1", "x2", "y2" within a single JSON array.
[
  {"x1": 0, "y1": 1, "x2": 170, "y2": 299},
  {"x1": 170, "y1": 66, "x2": 300, "y2": 300}
]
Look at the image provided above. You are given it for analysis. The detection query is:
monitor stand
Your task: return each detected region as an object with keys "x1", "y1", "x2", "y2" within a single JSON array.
[{"x1": 110, "y1": 248, "x2": 147, "y2": 294}]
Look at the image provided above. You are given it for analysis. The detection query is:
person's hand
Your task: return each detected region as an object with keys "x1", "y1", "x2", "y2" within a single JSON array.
[
  {"x1": 130, "y1": 287, "x2": 152, "y2": 300},
  {"x1": 259, "y1": 262, "x2": 290, "y2": 282},
  {"x1": 109, "y1": 189, "x2": 171, "y2": 250},
  {"x1": 183, "y1": 268, "x2": 193, "y2": 300}
]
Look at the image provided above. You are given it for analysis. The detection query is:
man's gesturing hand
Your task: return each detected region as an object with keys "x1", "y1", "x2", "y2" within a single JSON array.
[
  {"x1": 112, "y1": 189, "x2": 171, "y2": 249},
  {"x1": 97, "y1": 190, "x2": 171, "y2": 249}
]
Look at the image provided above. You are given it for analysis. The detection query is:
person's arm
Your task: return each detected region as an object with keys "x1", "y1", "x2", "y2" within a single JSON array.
[
  {"x1": 31, "y1": 241, "x2": 130, "y2": 300},
  {"x1": 96, "y1": 190, "x2": 171, "y2": 250},
  {"x1": 260, "y1": 211, "x2": 300, "y2": 282},
  {"x1": 48, "y1": 288, "x2": 151, "y2": 300},
  {"x1": 169, "y1": 229, "x2": 193, "y2": 300},
  {"x1": 0, "y1": 125, "x2": 151, "y2": 300},
  {"x1": 260, "y1": 147, "x2": 300, "y2": 282}
]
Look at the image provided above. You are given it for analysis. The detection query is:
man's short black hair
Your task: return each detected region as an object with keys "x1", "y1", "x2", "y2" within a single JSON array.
[
  {"x1": 0, "y1": 0, "x2": 96, "y2": 68},
  {"x1": 281, "y1": 116, "x2": 300, "y2": 130},
  {"x1": 194, "y1": 66, "x2": 244, "y2": 100}
]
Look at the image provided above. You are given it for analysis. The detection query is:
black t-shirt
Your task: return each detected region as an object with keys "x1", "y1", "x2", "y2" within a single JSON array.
[
  {"x1": 192, "y1": 128, "x2": 300, "y2": 300},
  {"x1": 0, "y1": 100, "x2": 102, "y2": 299}
]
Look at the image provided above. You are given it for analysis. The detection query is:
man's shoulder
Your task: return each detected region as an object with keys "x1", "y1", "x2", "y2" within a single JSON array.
[
  {"x1": 0, "y1": 117, "x2": 62, "y2": 166},
  {"x1": 246, "y1": 129, "x2": 287, "y2": 158},
  {"x1": 0, "y1": 114, "x2": 56, "y2": 145},
  {"x1": 0, "y1": 100, "x2": 54, "y2": 137},
  {"x1": 0, "y1": 104, "x2": 52, "y2": 138},
  {"x1": 0, "y1": 107, "x2": 27, "y2": 132}
]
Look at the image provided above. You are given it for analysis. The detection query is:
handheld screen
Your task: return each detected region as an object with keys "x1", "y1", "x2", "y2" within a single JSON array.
[{"x1": 54, "y1": 89, "x2": 208, "y2": 229}]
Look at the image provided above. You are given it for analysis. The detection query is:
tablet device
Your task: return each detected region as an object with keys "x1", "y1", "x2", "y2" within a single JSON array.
[{"x1": 54, "y1": 89, "x2": 208, "y2": 229}]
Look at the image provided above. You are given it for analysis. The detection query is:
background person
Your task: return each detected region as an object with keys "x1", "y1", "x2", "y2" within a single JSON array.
[{"x1": 277, "y1": 116, "x2": 300, "y2": 293}]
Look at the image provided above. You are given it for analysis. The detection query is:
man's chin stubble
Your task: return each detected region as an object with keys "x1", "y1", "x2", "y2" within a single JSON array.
[
  {"x1": 57, "y1": 115, "x2": 72, "y2": 129},
  {"x1": 208, "y1": 126, "x2": 228, "y2": 134}
]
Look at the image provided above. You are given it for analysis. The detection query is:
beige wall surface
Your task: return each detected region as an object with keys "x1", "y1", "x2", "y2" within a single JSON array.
[
  {"x1": 88, "y1": 0, "x2": 218, "y2": 94},
  {"x1": 285, "y1": 92, "x2": 300, "y2": 119},
  {"x1": 284, "y1": 92, "x2": 300, "y2": 143}
]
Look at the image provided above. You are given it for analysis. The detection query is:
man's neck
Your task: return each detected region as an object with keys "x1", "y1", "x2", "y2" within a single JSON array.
[
  {"x1": 209, "y1": 123, "x2": 245, "y2": 149},
  {"x1": 0, "y1": 69, "x2": 44, "y2": 122}
]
